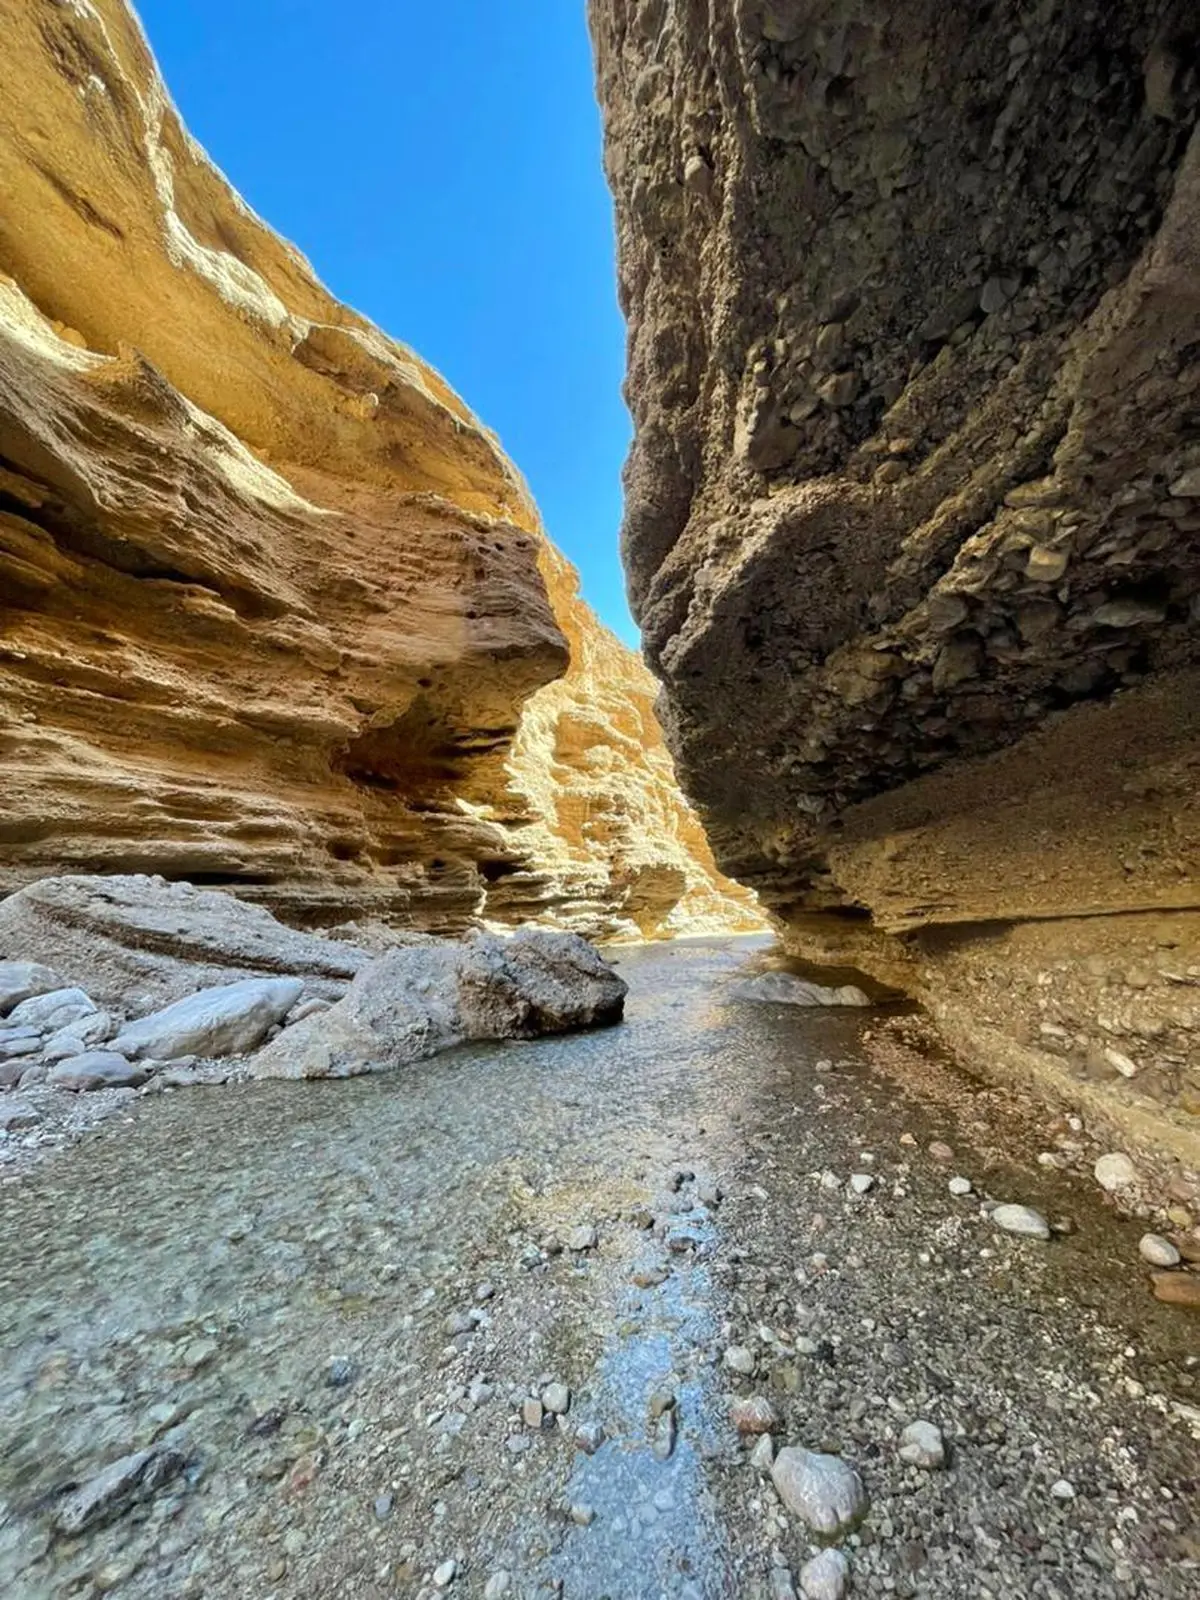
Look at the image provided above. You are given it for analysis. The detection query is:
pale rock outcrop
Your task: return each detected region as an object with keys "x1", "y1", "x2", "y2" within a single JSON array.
[
  {"x1": 251, "y1": 929, "x2": 627, "y2": 1079},
  {"x1": 0, "y1": 0, "x2": 756, "y2": 941},
  {"x1": 0, "y1": 875, "x2": 369, "y2": 1011},
  {"x1": 590, "y1": 1, "x2": 1200, "y2": 1161}
]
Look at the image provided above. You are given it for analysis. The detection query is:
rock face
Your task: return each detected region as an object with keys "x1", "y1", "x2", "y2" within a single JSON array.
[
  {"x1": 0, "y1": 875, "x2": 369, "y2": 1011},
  {"x1": 590, "y1": 2, "x2": 1200, "y2": 1153},
  {"x1": 0, "y1": 0, "x2": 758, "y2": 943}
]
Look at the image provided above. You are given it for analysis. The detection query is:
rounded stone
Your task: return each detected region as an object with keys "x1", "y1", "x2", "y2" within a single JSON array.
[
  {"x1": 729, "y1": 1395, "x2": 778, "y2": 1434},
  {"x1": 1094, "y1": 1152, "x2": 1138, "y2": 1192},
  {"x1": 992, "y1": 1203, "x2": 1051, "y2": 1240},
  {"x1": 898, "y1": 1419, "x2": 946, "y2": 1469},
  {"x1": 1139, "y1": 1234, "x2": 1181, "y2": 1268},
  {"x1": 541, "y1": 1382, "x2": 571, "y2": 1416},
  {"x1": 770, "y1": 1446, "x2": 868, "y2": 1537},
  {"x1": 799, "y1": 1548, "x2": 850, "y2": 1600}
]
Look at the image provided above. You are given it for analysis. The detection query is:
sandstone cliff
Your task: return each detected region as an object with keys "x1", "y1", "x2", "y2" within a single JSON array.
[
  {"x1": 0, "y1": 0, "x2": 759, "y2": 939},
  {"x1": 591, "y1": 1, "x2": 1200, "y2": 1158}
]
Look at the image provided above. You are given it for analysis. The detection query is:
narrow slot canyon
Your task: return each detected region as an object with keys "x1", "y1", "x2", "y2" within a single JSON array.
[{"x1": 0, "y1": 4, "x2": 1197, "y2": 1598}]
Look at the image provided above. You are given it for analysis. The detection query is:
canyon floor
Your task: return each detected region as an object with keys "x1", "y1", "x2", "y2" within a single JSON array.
[{"x1": 1, "y1": 937, "x2": 1197, "y2": 1600}]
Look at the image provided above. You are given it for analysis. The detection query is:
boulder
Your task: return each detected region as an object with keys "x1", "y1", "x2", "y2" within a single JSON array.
[
  {"x1": 42, "y1": 1012, "x2": 116, "y2": 1062},
  {"x1": 7, "y1": 987, "x2": 97, "y2": 1033},
  {"x1": 48, "y1": 1052, "x2": 146, "y2": 1091},
  {"x1": 456, "y1": 930, "x2": 630, "y2": 1037},
  {"x1": 0, "y1": 1029, "x2": 42, "y2": 1062},
  {"x1": 0, "y1": 960, "x2": 64, "y2": 1015},
  {"x1": 252, "y1": 930, "x2": 627, "y2": 1080},
  {"x1": 112, "y1": 978, "x2": 304, "y2": 1062}
]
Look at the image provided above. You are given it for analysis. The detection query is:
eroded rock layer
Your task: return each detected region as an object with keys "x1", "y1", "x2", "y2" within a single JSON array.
[
  {"x1": 591, "y1": 1, "x2": 1200, "y2": 1150},
  {"x1": 0, "y1": 0, "x2": 758, "y2": 939}
]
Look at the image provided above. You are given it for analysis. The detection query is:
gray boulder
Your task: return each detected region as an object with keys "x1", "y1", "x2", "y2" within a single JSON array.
[
  {"x1": 0, "y1": 875, "x2": 370, "y2": 1010},
  {"x1": 0, "y1": 1028, "x2": 43, "y2": 1062},
  {"x1": 252, "y1": 929, "x2": 626, "y2": 1080},
  {"x1": 7, "y1": 986, "x2": 98, "y2": 1032},
  {"x1": 48, "y1": 1051, "x2": 146, "y2": 1091},
  {"x1": 0, "y1": 960, "x2": 65, "y2": 1015},
  {"x1": 112, "y1": 977, "x2": 304, "y2": 1061},
  {"x1": 42, "y1": 1011, "x2": 116, "y2": 1062}
]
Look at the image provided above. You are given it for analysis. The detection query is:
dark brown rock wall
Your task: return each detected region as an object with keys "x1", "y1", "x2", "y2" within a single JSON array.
[{"x1": 591, "y1": 0, "x2": 1200, "y2": 1157}]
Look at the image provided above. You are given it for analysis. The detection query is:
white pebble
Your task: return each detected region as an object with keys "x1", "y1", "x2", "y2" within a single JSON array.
[
  {"x1": 1138, "y1": 1234, "x2": 1181, "y2": 1268},
  {"x1": 848, "y1": 1173, "x2": 875, "y2": 1195},
  {"x1": 799, "y1": 1547, "x2": 850, "y2": 1599},
  {"x1": 433, "y1": 1559, "x2": 457, "y2": 1588},
  {"x1": 992, "y1": 1203, "x2": 1051, "y2": 1240},
  {"x1": 898, "y1": 1419, "x2": 946, "y2": 1469},
  {"x1": 1094, "y1": 1152, "x2": 1137, "y2": 1192},
  {"x1": 1050, "y1": 1478, "x2": 1076, "y2": 1501},
  {"x1": 948, "y1": 1176, "x2": 972, "y2": 1196}
]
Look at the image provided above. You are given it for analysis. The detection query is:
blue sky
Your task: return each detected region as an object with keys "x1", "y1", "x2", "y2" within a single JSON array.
[{"x1": 135, "y1": 0, "x2": 637, "y2": 643}]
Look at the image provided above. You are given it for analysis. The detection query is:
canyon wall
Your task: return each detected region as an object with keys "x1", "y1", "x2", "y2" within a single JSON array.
[
  {"x1": 0, "y1": 0, "x2": 760, "y2": 940},
  {"x1": 591, "y1": 1, "x2": 1200, "y2": 1160}
]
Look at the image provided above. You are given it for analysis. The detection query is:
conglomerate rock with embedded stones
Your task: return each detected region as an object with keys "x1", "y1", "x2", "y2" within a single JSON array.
[
  {"x1": 0, "y1": 0, "x2": 760, "y2": 943},
  {"x1": 590, "y1": 1, "x2": 1200, "y2": 1155}
]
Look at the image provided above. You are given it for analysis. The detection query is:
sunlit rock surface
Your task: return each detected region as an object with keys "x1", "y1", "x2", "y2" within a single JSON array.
[
  {"x1": 590, "y1": 0, "x2": 1200, "y2": 1154},
  {"x1": 0, "y1": 0, "x2": 760, "y2": 941}
]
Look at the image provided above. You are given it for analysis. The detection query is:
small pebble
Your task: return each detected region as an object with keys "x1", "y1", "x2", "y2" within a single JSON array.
[
  {"x1": 898, "y1": 1420, "x2": 946, "y2": 1469},
  {"x1": 928, "y1": 1141, "x2": 954, "y2": 1163},
  {"x1": 569, "y1": 1502, "x2": 595, "y2": 1526},
  {"x1": 484, "y1": 1576, "x2": 511, "y2": 1600},
  {"x1": 730, "y1": 1395, "x2": 778, "y2": 1434},
  {"x1": 992, "y1": 1203, "x2": 1051, "y2": 1240},
  {"x1": 750, "y1": 1432, "x2": 775, "y2": 1472},
  {"x1": 566, "y1": 1225, "x2": 597, "y2": 1252},
  {"x1": 542, "y1": 1383, "x2": 571, "y2": 1416},
  {"x1": 433, "y1": 1559, "x2": 457, "y2": 1588},
  {"x1": 848, "y1": 1174, "x2": 874, "y2": 1195},
  {"x1": 799, "y1": 1548, "x2": 849, "y2": 1600},
  {"x1": 373, "y1": 1493, "x2": 393, "y2": 1520},
  {"x1": 724, "y1": 1345, "x2": 755, "y2": 1375},
  {"x1": 1139, "y1": 1234, "x2": 1181, "y2": 1268},
  {"x1": 948, "y1": 1176, "x2": 972, "y2": 1196},
  {"x1": 574, "y1": 1421, "x2": 606, "y2": 1454},
  {"x1": 1050, "y1": 1478, "x2": 1076, "y2": 1501},
  {"x1": 1094, "y1": 1152, "x2": 1137, "y2": 1192}
]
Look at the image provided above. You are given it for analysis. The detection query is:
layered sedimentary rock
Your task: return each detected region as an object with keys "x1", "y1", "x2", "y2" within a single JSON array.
[
  {"x1": 0, "y1": 0, "x2": 758, "y2": 940},
  {"x1": 591, "y1": 1, "x2": 1200, "y2": 1153}
]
